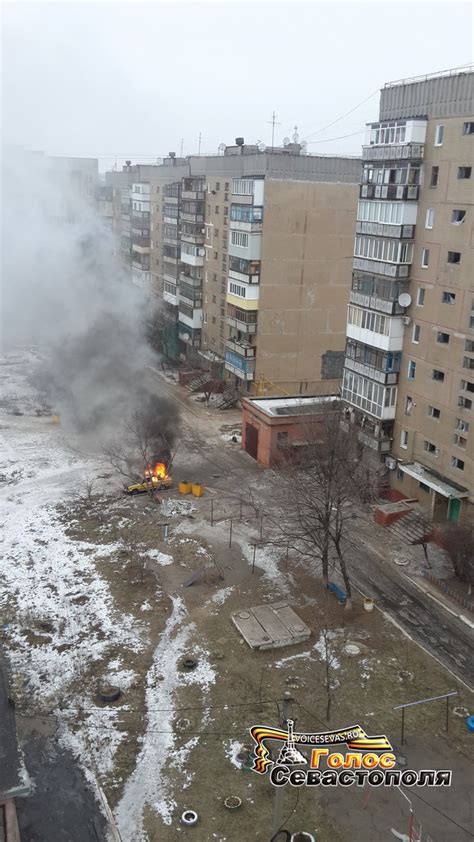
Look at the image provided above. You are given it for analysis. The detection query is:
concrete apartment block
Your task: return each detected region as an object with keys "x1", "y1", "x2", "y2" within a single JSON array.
[{"x1": 341, "y1": 66, "x2": 474, "y2": 524}]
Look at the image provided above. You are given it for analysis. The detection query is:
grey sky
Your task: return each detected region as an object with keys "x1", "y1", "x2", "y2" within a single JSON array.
[{"x1": 2, "y1": 2, "x2": 472, "y2": 170}]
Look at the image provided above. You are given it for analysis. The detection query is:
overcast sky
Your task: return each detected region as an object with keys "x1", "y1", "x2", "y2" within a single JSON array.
[{"x1": 2, "y1": 1, "x2": 472, "y2": 171}]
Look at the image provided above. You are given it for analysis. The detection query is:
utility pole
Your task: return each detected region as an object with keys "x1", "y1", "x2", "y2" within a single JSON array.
[
  {"x1": 198, "y1": 132, "x2": 202, "y2": 155},
  {"x1": 267, "y1": 111, "x2": 281, "y2": 153},
  {"x1": 271, "y1": 692, "x2": 294, "y2": 838}
]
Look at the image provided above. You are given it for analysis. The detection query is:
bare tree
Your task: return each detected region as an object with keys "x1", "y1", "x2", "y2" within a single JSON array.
[
  {"x1": 441, "y1": 523, "x2": 474, "y2": 586},
  {"x1": 268, "y1": 402, "x2": 382, "y2": 609},
  {"x1": 408, "y1": 507, "x2": 434, "y2": 568},
  {"x1": 317, "y1": 623, "x2": 339, "y2": 722}
]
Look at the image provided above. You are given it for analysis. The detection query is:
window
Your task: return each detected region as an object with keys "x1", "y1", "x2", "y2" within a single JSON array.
[
  {"x1": 447, "y1": 251, "x2": 461, "y2": 264},
  {"x1": 424, "y1": 440, "x2": 437, "y2": 454},
  {"x1": 456, "y1": 418, "x2": 470, "y2": 432},
  {"x1": 229, "y1": 282, "x2": 246, "y2": 298},
  {"x1": 224, "y1": 206, "x2": 228, "y2": 217},
  {"x1": 428, "y1": 406, "x2": 440, "y2": 419},
  {"x1": 417, "y1": 288, "x2": 425, "y2": 306},
  {"x1": 408, "y1": 360, "x2": 416, "y2": 380},
  {"x1": 429, "y1": 166, "x2": 439, "y2": 187},
  {"x1": 442, "y1": 291, "x2": 456, "y2": 304},
  {"x1": 452, "y1": 209, "x2": 466, "y2": 224},
  {"x1": 458, "y1": 396, "x2": 472, "y2": 410},
  {"x1": 412, "y1": 324, "x2": 420, "y2": 343},
  {"x1": 215, "y1": 206, "x2": 219, "y2": 214},
  {"x1": 458, "y1": 167, "x2": 471, "y2": 179},
  {"x1": 435, "y1": 125, "x2": 444, "y2": 146},
  {"x1": 451, "y1": 457, "x2": 465, "y2": 471},
  {"x1": 437, "y1": 332, "x2": 450, "y2": 344},
  {"x1": 400, "y1": 430, "x2": 409, "y2": 449},
  {"x1": 425, "y1": 208, "x2": 434, "y2": 229},
  {"x1": 463, "y1": 356, "x2": 474, "y2": 370},
  {"x1": 404, "y1": 396, "x2": 414, "y2": 415},
  {"x1": 421, "y1": 248, "x2": 430, "y2": 268},
  {"x1": 212, "y1": 316, "x2": 216, "y2": 324},
  {"x1": 230, "y1": 231, "x2": 249, "y2": 248},
  {"x1": 215, "y1": 182, "x2": 220, "y2": 191},
  {"x1": 453, "y1": 434, "x2": 467, "y2": 448},
  {"x1": 462, "y1": 121, "x2": 474, "y2": 135},
  {"x1": 212, "y1": 295, "x2": 216, "y2": 303},
  {"x1": 432, "y1": 369, "x2": 445, "y2": 382},
  {"x1": 466, "y1": 340, "x2": 474, "y2": 352},
  {"x1": 461, "y1": 379, "x2": 474, "y2": 393},
  {"x1": 232, "y1": 178, "x2": 254, "y2": 195}
]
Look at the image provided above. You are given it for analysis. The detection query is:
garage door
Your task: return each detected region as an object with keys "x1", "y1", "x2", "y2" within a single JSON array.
[{"x1": 245, "y1": 423, "x2": 259, "y2": 460}]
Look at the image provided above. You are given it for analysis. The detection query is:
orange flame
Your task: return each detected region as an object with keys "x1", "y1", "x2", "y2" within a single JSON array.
[{"x1": 144, "y1": 462, "x2": 168, "y2": 479}]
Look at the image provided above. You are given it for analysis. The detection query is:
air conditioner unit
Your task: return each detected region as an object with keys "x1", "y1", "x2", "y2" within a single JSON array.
[
  {"x1": 385, "y1": 456, "x2": 397, "y2": 470},
  {"x1": 402, "y1": 316, "x2": 412, "y2": 326}
]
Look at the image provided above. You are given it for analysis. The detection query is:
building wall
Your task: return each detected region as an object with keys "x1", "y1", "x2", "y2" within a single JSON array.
[
  {"x1": 202, "y1": 177, "x2": 231, "y2": 359},
  {"x1": 255, "y1": 179, "x2": 358, "y2": 394},
  {"x1": 391, "y1": 114, "x2": 474, "y2": 508}
]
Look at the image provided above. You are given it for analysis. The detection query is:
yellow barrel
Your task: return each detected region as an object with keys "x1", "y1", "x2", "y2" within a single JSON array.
[
  {"x1": 179, "y1": 481, "x2": 192, "y2": 495},
  {"x1": 192, "y1": 482, "x2": 204, "y2": 497}
]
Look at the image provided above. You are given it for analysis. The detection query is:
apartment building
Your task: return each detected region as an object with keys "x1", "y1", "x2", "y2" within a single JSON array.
[
  {"x1": 341, "y1": 67, "x2": 474, "y2": 524},
  {"x1": 123, "y1": 143, "x2": 360, "y2": 393}
]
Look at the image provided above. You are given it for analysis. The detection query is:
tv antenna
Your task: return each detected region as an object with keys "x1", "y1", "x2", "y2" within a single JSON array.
[
  {"x1": 293, "y1": 125, "x2": 300, "y2": 144},
  {"x1": 267, "y1": 110, "x2": 281, "y2": 152}
]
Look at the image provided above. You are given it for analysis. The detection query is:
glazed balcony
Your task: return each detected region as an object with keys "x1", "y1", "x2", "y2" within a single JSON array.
[
  {"x1": 359, "y1": 184, "x2": 419, "y2": 201},
  {"x1": 362, "y1": 142, "x2": 424, "y2": 163},
  {"x1": 226, "y1": 338, "x2": 256, "y2": 358},
  {"x1": 224, "y1": 351, "x2": 256, "y2": 381}
]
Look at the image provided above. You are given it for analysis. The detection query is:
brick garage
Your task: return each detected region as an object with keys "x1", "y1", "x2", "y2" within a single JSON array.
[{"x1": 241, "y1": 395, "x2": 337, "y2": 468}]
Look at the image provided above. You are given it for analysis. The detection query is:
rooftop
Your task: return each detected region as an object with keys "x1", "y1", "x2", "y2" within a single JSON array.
[
  {"x1": 398, "y1": 462, "x2": 469, "y2": 500},
  {"x1": 245, "y1": 395, "x2": 338, "y2": 418}
]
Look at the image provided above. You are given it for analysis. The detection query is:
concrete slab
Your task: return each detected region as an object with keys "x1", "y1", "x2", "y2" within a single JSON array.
[{"x1": 231, "y1": 602, "x2": 311, "y2": 650}]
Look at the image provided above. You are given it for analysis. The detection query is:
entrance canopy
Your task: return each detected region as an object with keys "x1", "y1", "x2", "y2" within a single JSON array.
[{"x1": 399, "y1": 462, "x2": 468, "y2": 499}]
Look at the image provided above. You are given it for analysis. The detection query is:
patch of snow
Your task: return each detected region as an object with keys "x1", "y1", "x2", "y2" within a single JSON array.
[
  {"x1": 225, "y1": 740, "x2": 245, "y2": 769},
  {"x1": 140, "y1": 601, "x2": 152, "y2": 612},
  {"x1": 115, "y1": 598, "x2": 216, "y2": 840},
  {"x1": 274, "y1": 651, "x2": 312, "y2": 668},
  {"x1": 313, "y1": 632, "x2": 342, "y2": 670},
  {"x1": 210, "y1": 587, "x2": 234, "y2": 606},
  {"x1": 145, "y1": 548, "x2": 174, "y2": 566},
  {"x1": 160, "y1": 499, "x2": 196, "y2": 518}
]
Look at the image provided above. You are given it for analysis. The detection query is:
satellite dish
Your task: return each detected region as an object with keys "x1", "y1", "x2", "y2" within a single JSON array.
[
  {"x1": 283, "y1": 137, "x2": 291, "y2": 147},
  {"x1": 398, "y1": 293, "x2": 412, "y2": 307},
  {"x1": 218, "y1": 143, "x2": 226, "y2": 153},
  {"x1": 258, "y1": 142, "x2": 266, "y2": 152}
]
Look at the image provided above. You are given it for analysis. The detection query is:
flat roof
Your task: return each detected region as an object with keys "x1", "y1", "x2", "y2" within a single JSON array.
[
  {"x1": 399, "y1": 462, "x2": 469, "y2": 499},
  {"x1": 246, "y1": 395, "x2": 337, "y2": 418}
]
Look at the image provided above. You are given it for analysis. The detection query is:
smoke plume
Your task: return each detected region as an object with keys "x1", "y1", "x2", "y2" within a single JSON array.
[{"x1": 1, "y1": 148, "x2": 180, "y2": 445}]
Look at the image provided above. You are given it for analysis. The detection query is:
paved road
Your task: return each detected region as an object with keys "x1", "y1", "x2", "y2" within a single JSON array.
[{"x1": 347, "y1": 529, "x2": 474, "y2": 690}]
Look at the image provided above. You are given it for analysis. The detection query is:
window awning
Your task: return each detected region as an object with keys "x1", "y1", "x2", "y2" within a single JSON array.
[{"x1": 399, "y1": 462, "x2": 469, "y2": 499}]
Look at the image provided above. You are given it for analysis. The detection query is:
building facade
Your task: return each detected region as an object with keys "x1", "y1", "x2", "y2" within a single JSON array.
[{"x1": 341, "y1": 68, "x2": 474, "y2": 523}]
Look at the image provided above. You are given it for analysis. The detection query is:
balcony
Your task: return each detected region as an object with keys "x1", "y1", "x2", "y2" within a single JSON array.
[
  {"x1": 181, "y1": 211, "x2": 205, "y2": 224},
  {"x1": 178, "y1": 324, "x2": 201, "y2": 347},
  {"x1": 181, "y1": 246, "x2": 205, "y2": 267},
  {"x1": 353, "y1": 257, "x2": 410, "y2": 279},
  {"x1": 224, "y1": 350, "x2": 256, "y2": 381},
  {"x1": 178, "y1": 306, "x2": 202, "y2": 330},
  {"x1": 180, "y1": 227, "x2": 205, "y2": 245},
  {"x1": 179, "y1": 287, "x2": 202, "y2": 307},
  {"x1": 182, "y1": 189, "x2": 205, "y2": 201},
  {"x1": 349, "y1": 290, "x2": 404, "y2": 315},
  {"x1": 226, "y1": 312, "x2": 258, "y2": 334},
  {"x1": 344, "y1": 357, "x2": 398, "y2": 385},
  {"x1": 131, "y1": 211, "x2": 150, "y2": 225},
  {"x1": 131, "y1": 235, "x2": 150, "y2": 252},
  {"x1": 228, "y1": 232, "x2": 262, "y2": 261},
  {"x1": 356, "y1": 221, "x2": 415, "y2": 239},
  {"x1": 359, "y1": 184, "x2": 419, "y2": 201},
  {"x1": 362, "y1": 143, "x2": 424, "y2": 162},
  {"x1": 346, "y1": 320, "x2": 404, "y2": 353},
  {"x1": 163, "y1": 194, "x2": 179, "y2": 205},
  {"x1": 226, "y1": 338, "x2": 256, "y2": 358},
  {"x1": 163, "y1": 286, "x2": 178, "y2": 306},
  {"x1": 229, "y1": 205, "x2": 263, "y2": 233},
  {"x1": 342, "y1": 370, "x2": 398, "y2": 420},
  {"x1": 179, "y1": 272, "x2": 202, "y2": 287},
  {"x1": 357, "y1": 429, "x2": 393, "y2": 453}
]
